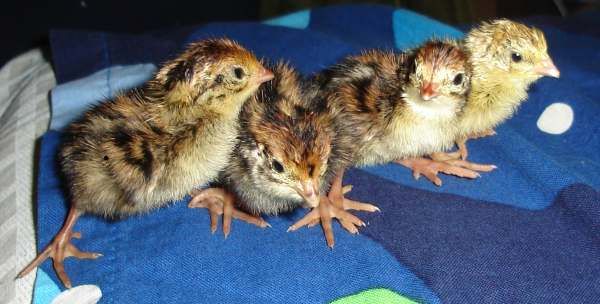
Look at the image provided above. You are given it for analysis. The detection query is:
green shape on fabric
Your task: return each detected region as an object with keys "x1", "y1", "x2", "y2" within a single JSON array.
[{"x1": 331, "y1": 288, "x2": 418, "y2": 304}]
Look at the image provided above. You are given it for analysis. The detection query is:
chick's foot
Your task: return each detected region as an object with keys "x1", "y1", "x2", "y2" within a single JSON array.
[
  {"x1": 288, "y1": 182, "x2": 379, "y2": 248},
  {"x1": 16, "y1": 208, "x2": 102, "y2": 289},
  {"x1": 397, "y1": 157, "x2": 495, "y2": 186},
  {"x1": 470, "y1": 129, "x2": 497, "y2": 139},
  {"x1": 189, "y1": 188, "x2": 270, "y2": 238},
  {"x1": 432, "y1": 138, "x2": 469, "y2": 161},
  {"x1": 439, "y1": 129, "x2": 495, "y2": 161},
  {"x1": 288, "y1": 196, "x2": 369, "y2": 248}
]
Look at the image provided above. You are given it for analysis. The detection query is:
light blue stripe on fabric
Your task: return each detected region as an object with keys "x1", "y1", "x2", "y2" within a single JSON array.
[
  {"x1": 50, "y1": 64, "x2": 156, "y2": 130},
  {"x1": 264, "y1": 10, "x2": 311, "y2": 29},
  {"x1": 393, "y1": 9, "x2": 464, "y2": 50},
  {"x1": 33, "y1": 269, "x2": 61, "y2": 304}
]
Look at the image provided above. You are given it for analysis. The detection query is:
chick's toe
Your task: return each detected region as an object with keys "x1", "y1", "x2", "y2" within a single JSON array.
[
  {"x1": 189, "y1": 187, "x2": 270, "y2": 238},
  {"x1": 397, "y1": 157, "x2": 493, "y2": 186}
]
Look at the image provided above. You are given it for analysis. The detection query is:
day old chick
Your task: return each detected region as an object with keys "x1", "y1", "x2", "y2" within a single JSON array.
[
  {"x1": 189, "y1": 63, "x2": 375, "y2": 246},
  {"x1": 292, "y1": 40, "x2": 489, "y2": 218},
  {"x1": 17, "y1": 38, "x2": 273, "y2": 288},
  {"x1": 435, "y1": 19, "x2": 560, "y2": 163}
]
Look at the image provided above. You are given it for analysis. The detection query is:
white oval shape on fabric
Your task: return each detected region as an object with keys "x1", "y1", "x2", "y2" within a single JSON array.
[
  {"x1": 51, "y1": 285, "x2": 102, "y2": 304},
  {"x1": 537, "y1": 102, "x2": 574, "y2": 135}
]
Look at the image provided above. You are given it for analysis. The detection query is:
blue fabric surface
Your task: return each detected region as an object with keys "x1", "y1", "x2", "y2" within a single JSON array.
[
  {"x1": 36, "y1": 4, "x2": 600, "y2": 303},
  {"x1": 345, "y1": 169, "x2": 600, "y2": 303}
]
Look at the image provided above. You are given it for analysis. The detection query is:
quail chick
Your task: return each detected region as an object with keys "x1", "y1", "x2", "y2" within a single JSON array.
[
  {"x1": 292, "y1": 40, "x2": 492, "y2": 225},
  {"x1": 435, "y1": 19, "x2": 560, "y2": 162},
  {"x1": 17, "y1": 38, "x2": 274, "y2": 288},
  {"x1": 189, "y1": 62, "x2": 375, "y2": 247}
]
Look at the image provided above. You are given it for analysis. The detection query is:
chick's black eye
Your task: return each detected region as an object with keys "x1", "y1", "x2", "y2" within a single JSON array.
[
  {"x1": 215, "y1": 74, "x2": 224, "y2": 84},
  {"x1": 511, "y1": 52, "x2": 522, "y2": 63},
  {"x1": 409, "y1": 60, "x2": 417, "y2": 74},
  {"x1": 308, "y1": 165, "x2": 315, "y2": 177},
  {"x1": 453, "y1": 73, "x2": 464, "y2": 86},
  {"x1": 234, "y1": 67, "x2": 245, "y2": 79},
  {"x1": 272, "y1": 160, "x2": 284, "y2": 173}
]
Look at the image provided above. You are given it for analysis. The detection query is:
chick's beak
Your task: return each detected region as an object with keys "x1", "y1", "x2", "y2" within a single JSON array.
[
  {"x1": 254, "y1": 67, "x2": 274, "y2": 84},
  {"x1": 420, "y1": 82, "x2": 439, "y2": 101},
  {"x1": 298, "y1": 179, "x2": 320, "y2": 208},
  {"x1": 534, "y1": 58, "x2": 560, "y2": 78}
]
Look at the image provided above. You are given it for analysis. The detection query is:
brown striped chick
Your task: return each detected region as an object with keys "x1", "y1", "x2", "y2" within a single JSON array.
[
  {"x1": 291, "y1": 40, "x2": 492, "y2": 220},
  {"x1": 434, "y1": 19, "x2": 560, "y2": 163},
  {"x1": 189, "y1": 63, "x2": 375, "y2": 247},
  {"x1": 17, "y1": 38, "x2": 273, "y2": 288}
]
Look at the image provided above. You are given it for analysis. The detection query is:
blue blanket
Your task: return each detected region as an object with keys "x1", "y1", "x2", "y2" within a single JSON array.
[{"x1": 34, "y1": 4, "x2": 600, "y2": 303}]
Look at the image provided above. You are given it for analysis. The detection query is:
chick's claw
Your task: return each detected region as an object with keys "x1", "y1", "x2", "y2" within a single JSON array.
[{"x1": 189, "y1": 187, "x2": 270, "y2": 237}]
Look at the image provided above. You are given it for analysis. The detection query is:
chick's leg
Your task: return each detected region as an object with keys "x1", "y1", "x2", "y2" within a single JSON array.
[
  {"x1": 16, "y1": 207, "x2": 102, "y2": 289},
  {"x1": 431, "y1": 137, "x2": 469, "y2": 161},
  {"x1": 188, "y1": 188, "x2": 270, "y2": 238},
  {"x1": 397, "y1": 157, "x2": 495, "y2": 186},
  {"x1": 435, "y1": 129, "x2": 497, "y2": 161},
  {"x1": 327, "y1": 169, "x2": 380, "y2": 213}
]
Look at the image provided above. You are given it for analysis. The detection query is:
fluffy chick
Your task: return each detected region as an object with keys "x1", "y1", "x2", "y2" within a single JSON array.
[
  {"x1": 437, "y1": 19, "x2": 560, "y2": 162},
  {"x1": 291, "y1": 40, "x2": 486, "y2": 219},
  {"x1": 17, "y1": 38, "x2": 273, "y2": 288},
  {"x1": 189, "y1": 63, "x2": 373, "y2": 246}
]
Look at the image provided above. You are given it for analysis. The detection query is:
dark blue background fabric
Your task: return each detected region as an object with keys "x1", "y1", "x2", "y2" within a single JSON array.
[
  {"x1": 345, "y1": 169, "x2": 600, "y2": 303},
  {"x1": 36, "y1": 4, "x2": 600, "y2": 303},
  {"x1": 50, "y1": 28, "x2": 195, "y2": 84}
]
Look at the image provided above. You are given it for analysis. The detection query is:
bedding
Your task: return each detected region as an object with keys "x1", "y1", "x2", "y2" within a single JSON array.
[
  {"x1": 25, "y1": 4, "x2": 600, "y2": 303},
  {"x1": 0, "y1": 49, "x2": 54, "y2": 304}
]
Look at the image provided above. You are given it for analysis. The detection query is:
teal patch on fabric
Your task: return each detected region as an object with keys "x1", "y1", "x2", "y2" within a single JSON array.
[
  {"x1": 33, "y1": 268, "x2": 61, "y2": 304},
  {"x1": 392, "y1": 9, "x2": 463, "y2": 50},
  {"x1": 264, "y1": 10, "x2": 311, "y2": 29}
]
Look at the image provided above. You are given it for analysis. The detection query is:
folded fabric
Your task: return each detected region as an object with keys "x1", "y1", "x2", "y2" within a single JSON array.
[{"x1": 36, "y1": 4, "x2": 600, "y2": 303}]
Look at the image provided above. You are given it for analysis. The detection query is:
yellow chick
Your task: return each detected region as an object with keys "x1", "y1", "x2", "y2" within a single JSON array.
[{"x1": 436, "y1": 19, "x2": 560, "y2": 162}]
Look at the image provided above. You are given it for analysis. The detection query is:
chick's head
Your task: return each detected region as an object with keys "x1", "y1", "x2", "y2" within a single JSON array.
[
  {"x1": 248, "y1": 110, "x2": 332, "y2": 209},
  {"x1": 405, "y1": 40, "x2": 471, "y2": 118},
  {"x1": 465, "y1": 19, "x2": 559, "y2": 83},
  {"x1": 157, "y1": 38, "x2": 273, "y2": 106}
]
